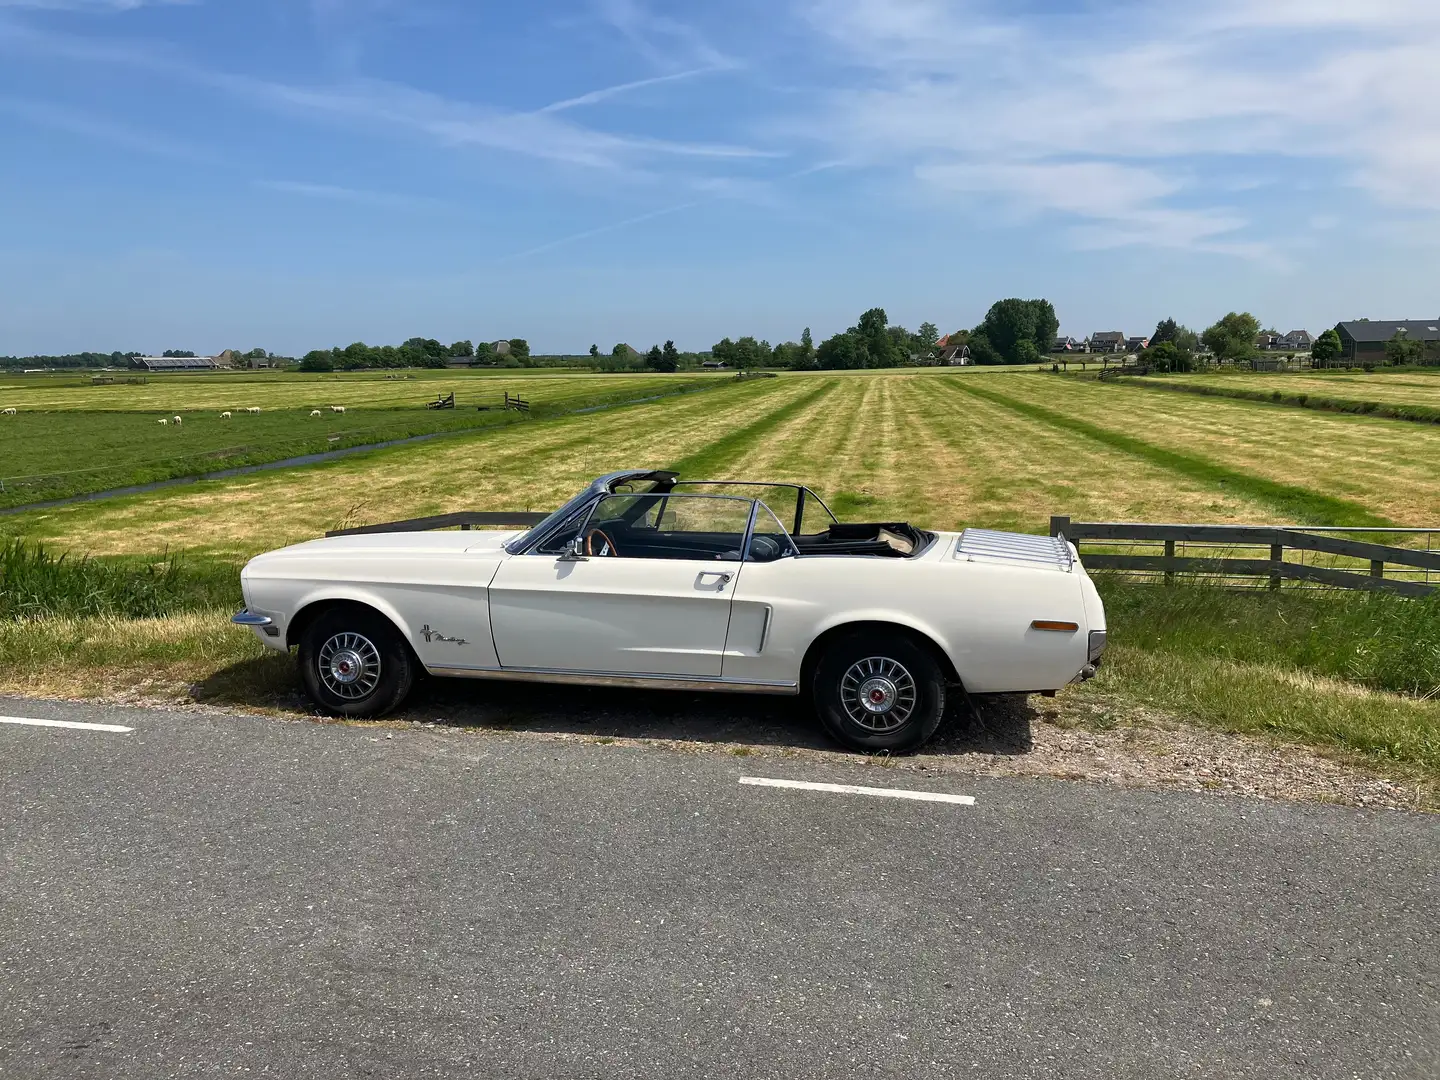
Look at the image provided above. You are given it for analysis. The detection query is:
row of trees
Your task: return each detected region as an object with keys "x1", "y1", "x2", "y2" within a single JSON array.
[{"x1": 297, "y1": 338, "x2": 531, "y2": 372}]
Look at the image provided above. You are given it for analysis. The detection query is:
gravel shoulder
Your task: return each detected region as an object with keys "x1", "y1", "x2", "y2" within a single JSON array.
[{"x1": 17, "y1": 667, "x2": 1433, "y2": 814}]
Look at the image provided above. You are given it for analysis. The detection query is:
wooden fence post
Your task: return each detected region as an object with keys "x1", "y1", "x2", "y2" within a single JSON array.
[
  {"x1": 1371, "y1": 559, "x2": 1384, "y2": 579},
  {"x1": 1164, "y1": 540, "x2": 1176, "y2": 584},
  {"x1": 1050, "y1": 515, "x2": 1070, "y2": 539},
  {"x1": 1269, "y1": 542, "x2": 1284, "y2": 590}
]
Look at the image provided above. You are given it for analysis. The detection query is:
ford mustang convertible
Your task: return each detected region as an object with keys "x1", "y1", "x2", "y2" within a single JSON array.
[{"x1": 234, "y1": 470, "x2": 1106, "y2": 753}]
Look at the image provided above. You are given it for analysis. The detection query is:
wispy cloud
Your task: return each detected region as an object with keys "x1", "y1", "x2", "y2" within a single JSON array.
[
  {"x1": 539, "y1": 66, "x2": 722, "y2": 114},
  {"x1": 798, "y1": 0, "x2": 1440, "y2": 255},
  {"x1": 594, "y1": 0, "x2": 732, "y2": 71},
  {"x1": 0, "y1": 0, "x2": 190, "y2": 9},
  {"x1": 498, "y1": 200, "x2": 698, "y2": 262},
  {"x1": 254, "y1": 179, "x2": 447, "y2": 211}
]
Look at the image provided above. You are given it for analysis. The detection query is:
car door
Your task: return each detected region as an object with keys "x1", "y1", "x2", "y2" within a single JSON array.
[{"x1": 486, "y1": 493, "x2": 753, "y2": 678}]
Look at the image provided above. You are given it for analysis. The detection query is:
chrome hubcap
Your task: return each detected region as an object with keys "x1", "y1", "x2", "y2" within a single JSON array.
[
  {"x1": 840, "y1": 657, "x2": 917, "y2": 733},
  {"x1": 318, "y1": 632, "x2": 381, "y2": 700}
]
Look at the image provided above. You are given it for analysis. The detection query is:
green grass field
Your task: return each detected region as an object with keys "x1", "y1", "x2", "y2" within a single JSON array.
[
  {"x1": 0, "y1": 371, "x2": 726, "y2": 508},
  {"x1": 3, "y1": 366, "x2": 1438, "y2": 788}
]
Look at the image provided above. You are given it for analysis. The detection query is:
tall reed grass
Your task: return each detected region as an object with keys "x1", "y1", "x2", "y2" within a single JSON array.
[{"x1": 0, "y1": 540, "x2": 237, "y2": 619}]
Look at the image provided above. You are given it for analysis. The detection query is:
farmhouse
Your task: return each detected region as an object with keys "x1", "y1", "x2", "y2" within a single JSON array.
[
  {"x1": 1052, "y1": 336, "x2": 1083, "y2": 352},
  {"x1": 1281, "y1": 329, "x2": 1314, "y2": 350},
  {"x1": 1335, "y1": 320, "x2": 1440, "y2": 361},
  {"x1": 1089, "y1": 331, "x2": 1125, "y2": 353},
  {"x1": 129, "y1": 355, "x2": 224, "y2": 371},
  {"x1": 1125, "y1": 336, "x2": 1150, "y2": 353},
  {"x1": 700, "y1": 360, "x2": 728, "y2": 370}
]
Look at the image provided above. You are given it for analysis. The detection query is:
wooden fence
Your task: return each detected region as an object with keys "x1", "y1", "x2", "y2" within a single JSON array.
[{"x1": 1050, "y1": 517, "x2": 1440, "y2": 598}]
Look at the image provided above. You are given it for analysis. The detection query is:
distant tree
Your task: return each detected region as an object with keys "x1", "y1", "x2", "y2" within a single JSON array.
[
  {"x1": 815, "y1": 330, "x2": 864, "y2": 370},
  {"x1": 711, "y1": 338, "x2": 736, "y2": 366},
  {"x1": 1385, "y1": 331, "x2": 1423, "y2": 366},
  {"x1": 974, "y1": 298, "x2": 1059, "y2": 364},
  {"x1": 474, "y1": 341, "x2": 495, "y2": 364},
  {"x1": 660, "y1": 340, "x2": 680, "y2": 372},
  {"x1": 917, "y1": 321, "x2": 940, "y2": 353},
  {"x1": 799, "y1": 326, "x2": 815, "y2": 367},
  {"x1": 1201, "y1": 312, "x2": 1261, "y2": 363},
  {"x1": 644, "y1": 344, "x2": 665, "y2": 371},
  {"x1": 1311, "y1": 328, "x2": 1343, "y2": 366},
  {"x1": 162, "y1": 349, "x2": 197, "y2": 358},
  {"x1": 855, "y1": 307, "x2": 896, "y2": 368},
  {"x1": 1151, "y1": 317, "x2": 1179, "y2": 345},
  {"x1": 299, "y1": 350, "x2": 334, "y2": 372},
  {"x1": 508, "y1": 338, "x2": 530, "y2": 361},
  {"x1": 449, "y1": 340, "x2": 474, "y2": 358},
  {"x1": 589, "y1": 343, "x2": 600, "y2": 359}
]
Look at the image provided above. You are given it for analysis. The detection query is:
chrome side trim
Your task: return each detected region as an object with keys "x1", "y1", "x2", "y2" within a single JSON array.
[
  {"x1": 425, "y1": 665, "x2": 799, "y2": 696},
  {"x1": 758, "y1": 605, "x2": 773, "y2": 653},
  {"x1": 231, "y1": 610, "x2": 273, "y2": 627}
]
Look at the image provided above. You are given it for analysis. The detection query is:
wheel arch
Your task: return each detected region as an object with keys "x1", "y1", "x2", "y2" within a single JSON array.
[
  {"x1": 286, "y1": 591, "x2": 417, "y2": 653},
  {"x1": 799, "y1": 618, "x2": 964, "y2": 694}
]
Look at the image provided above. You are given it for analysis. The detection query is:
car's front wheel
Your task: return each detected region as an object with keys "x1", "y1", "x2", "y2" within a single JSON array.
[
  {"x1": 812, "y1": 632, "x2": 947, "y2": 753},
  {"x1": 298, "y1": 605, "x2": 416, "y2": 718}
]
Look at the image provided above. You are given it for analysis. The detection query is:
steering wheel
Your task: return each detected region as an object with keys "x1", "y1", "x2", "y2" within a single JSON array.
[{"x1": 585, "y1": 527, "x2": 619, "y2": 557}]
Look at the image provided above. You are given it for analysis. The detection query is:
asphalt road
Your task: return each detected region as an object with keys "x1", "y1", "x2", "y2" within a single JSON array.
[{"x1": 2, "y1": 698, "x2": 1436, "y2": 1079}]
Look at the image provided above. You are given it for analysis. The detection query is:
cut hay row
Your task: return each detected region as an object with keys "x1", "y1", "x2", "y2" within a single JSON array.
[
  {"x1": 1127, "y1": 374, "x2": 1440, "y2": 425},
  {"x1": 985, "y1": 375, "x2": 1440, "y2": 525},
  {"x1": 1158, "y1": 371, "x2": 1440, "y2": 409}
]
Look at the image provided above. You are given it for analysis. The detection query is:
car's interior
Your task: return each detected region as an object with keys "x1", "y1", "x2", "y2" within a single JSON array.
[{"x1": 534, "y1": 486, "x2": 934, "y2": 563}]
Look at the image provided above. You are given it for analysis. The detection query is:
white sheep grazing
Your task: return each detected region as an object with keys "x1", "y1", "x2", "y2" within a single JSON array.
[
  {"x1": 310, "y1": 409, "x2": 322, "y2": 418},
  {"x1": 330, "y1": 405, "x2": 346, "y2": 414},
  {"x1": 158, "y1": 418, "x2": 169, "y2": 426},
  {"x1": 245, "y1": 407, "x2": 261, "y2": 414},
  {"x1": 220, "y1": 411, "x2": 232, "y2": 419},
  {"x1": 173, "y1": 415, "x2": 182, "y2": 426},
  {"x1": 1, "y1": 407, "x2": 16, "y2": 416}
]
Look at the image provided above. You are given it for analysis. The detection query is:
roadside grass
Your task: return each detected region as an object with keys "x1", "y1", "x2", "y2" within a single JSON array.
[
  {"x1": 1080, "y1": 581, "x2": 1440, "y2": 784},
  {"x1": 0, "y1": 375, "x2": 724, "y2": 509},
  {"x1": 980, "y1": 375, "x2": 1440, "y2": 525},
  {"x1": 0, "y1": 540, "x2": 237, "y2": 618}
]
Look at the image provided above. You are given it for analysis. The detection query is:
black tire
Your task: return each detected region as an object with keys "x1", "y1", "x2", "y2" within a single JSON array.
[
  {"x1": 812, "y1": 631, "x2": 947, "y2": 753},
  {"x1": 298, "y1": 605, "x2": 416, "y2": 718}
]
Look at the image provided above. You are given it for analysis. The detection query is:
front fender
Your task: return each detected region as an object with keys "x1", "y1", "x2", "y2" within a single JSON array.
[{"x1": 284, "y1": 586, "x2": 421, "y2": 650}]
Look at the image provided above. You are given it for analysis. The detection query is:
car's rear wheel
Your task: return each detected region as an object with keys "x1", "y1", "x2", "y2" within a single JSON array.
[
  {"x1": 298, "y1": 606, "x2": 415, "y2": 718},
  {"x1": 812, "y1": 632, "x2": 947, "y2": 753}
]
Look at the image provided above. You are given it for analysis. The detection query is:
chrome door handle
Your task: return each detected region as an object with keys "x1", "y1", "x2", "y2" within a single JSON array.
[{"x1": 699, "y1": 571, "x2": 733, "y2": 586}]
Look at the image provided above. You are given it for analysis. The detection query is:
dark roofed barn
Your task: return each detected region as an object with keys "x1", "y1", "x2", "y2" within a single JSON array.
[{"x1": 1335, "y1": 320, "x2": 1440, "y2": 361}]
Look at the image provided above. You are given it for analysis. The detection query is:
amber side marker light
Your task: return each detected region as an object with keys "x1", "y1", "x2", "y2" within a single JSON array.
[{"x1": 1031, "y1": 620, "x2": 1080, "y2": 632}]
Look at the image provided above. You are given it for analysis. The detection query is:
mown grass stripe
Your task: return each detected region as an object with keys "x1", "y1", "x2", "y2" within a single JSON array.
[
  {"x1": 1124, "y1": 376, "x2": 1440, "y2": 425},
  {"x1": 666, "y1": 380, "x2": 839, "y2": 479},
  {"x1": 951, "y1": 379, "x2": 1393, "y2": 527}
]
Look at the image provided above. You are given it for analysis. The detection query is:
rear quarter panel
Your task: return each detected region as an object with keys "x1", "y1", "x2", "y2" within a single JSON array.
[{"x1": 725, "y1": 555, "x2": 1090, "y2": 693}]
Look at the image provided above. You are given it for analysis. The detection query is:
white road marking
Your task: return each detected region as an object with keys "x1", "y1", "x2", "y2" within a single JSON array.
[
  {"x1": 739, "y1": 776, "x2": 974, "y2": 805},
  {"x1": 0, "y1": 715, "x2": 133, "y2": 734}
]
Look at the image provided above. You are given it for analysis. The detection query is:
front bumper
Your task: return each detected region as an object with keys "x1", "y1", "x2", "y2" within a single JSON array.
[{"x1": 232, "y1": 609, "x2": 283, "y2": 643}]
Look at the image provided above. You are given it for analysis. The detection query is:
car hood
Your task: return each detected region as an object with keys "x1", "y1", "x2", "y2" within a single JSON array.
[{"x1": 248, "y1": 529, "x2": 522, "y2": 566}]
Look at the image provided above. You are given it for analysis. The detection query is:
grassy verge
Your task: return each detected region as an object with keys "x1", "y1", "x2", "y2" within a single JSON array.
[
  {"x1": 0, "y1": 540, "x2": 239, "y2": 618},
  {"x1": 1125, "y1": 377, "x2": 1440, "y2": 426},
  {"x1": 1089, "y1": 580, "x2": 1440, "y2": 778},
  {"x1": 952, "y1": 380, "x2": 1392, "y2": 526}
]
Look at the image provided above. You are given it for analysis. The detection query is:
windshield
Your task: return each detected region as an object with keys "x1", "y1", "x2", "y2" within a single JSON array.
[
  {"x1": 669, "y1": 482, "x2": 837, "y2": 536},
  {"x1": 503, "y1": 473, "x2": 670, "y2": 554}
]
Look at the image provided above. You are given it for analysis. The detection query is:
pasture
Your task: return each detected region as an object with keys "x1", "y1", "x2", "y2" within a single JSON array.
[
  {"x1": 1135, "y1": 369, "x2": 1440, "y2": 410},
  {"x1": 10, "y1": 368, "x2": 1440, "y2": 558},
  {"x1": 0, "y1": 370, "x2": 724, "y2": 508}
]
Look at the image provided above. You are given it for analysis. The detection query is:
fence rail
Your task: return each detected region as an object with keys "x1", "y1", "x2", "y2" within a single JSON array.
[{"x1": 1050, "y1": 517, "x2": 1440, "y2": 597}]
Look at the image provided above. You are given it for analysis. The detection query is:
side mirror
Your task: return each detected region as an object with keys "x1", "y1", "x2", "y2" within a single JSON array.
[{"x1": 559, "y1": 535, "x2": 588, "y2": 561}]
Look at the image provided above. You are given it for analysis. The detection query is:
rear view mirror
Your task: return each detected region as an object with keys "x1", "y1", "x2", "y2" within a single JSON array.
[{"x1": 559, "y1": 535, "x2": 587, "y2": 561}]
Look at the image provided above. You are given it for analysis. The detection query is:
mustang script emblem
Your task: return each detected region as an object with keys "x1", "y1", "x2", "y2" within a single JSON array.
[{"x1": 420, "y1": 624, "x2": 469, "y2": 645}]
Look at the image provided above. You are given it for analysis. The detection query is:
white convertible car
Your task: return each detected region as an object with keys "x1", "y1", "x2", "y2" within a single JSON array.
[{"x1": 234, "y1": 470, "x2": 1105, "y2": 753}]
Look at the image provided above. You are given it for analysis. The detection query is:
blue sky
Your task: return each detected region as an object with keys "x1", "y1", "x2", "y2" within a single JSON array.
[{"x1": 2, "y1": 0, "x2": 1438, "y2": 355}]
